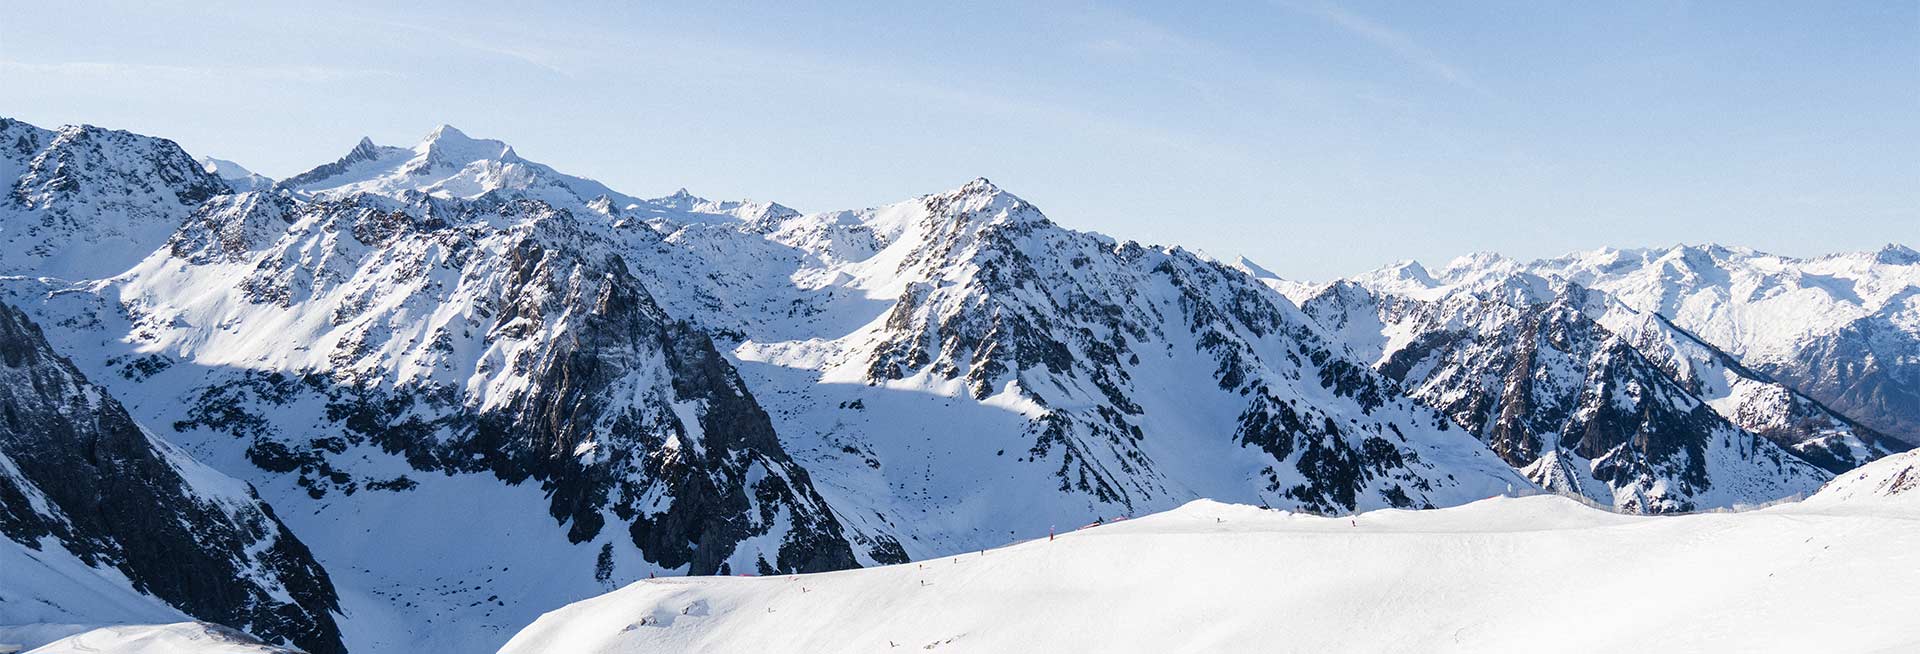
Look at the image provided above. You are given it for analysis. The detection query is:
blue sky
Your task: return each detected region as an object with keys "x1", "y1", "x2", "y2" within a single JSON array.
[{"x1": 3, "y1": 1, "x2": 1914, "y2": 279}]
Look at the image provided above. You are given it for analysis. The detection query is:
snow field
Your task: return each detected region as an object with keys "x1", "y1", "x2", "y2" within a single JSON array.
[{"x1": 503, "y1": 494, "x2": 1920, "y2": 654}]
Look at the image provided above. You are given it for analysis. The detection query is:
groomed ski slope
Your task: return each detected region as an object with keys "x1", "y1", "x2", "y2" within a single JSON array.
[{"x1": 503, "y1": 491, "x2": 1920, "y2": 654}]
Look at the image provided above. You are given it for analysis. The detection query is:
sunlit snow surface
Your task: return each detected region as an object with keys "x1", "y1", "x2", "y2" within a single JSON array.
[
  {"x1": 504, "y1": 465, "x2": 1920, "y2": 654},
  {"x1": 24, "y1": 622, "x2": 297, "y2": 654}
]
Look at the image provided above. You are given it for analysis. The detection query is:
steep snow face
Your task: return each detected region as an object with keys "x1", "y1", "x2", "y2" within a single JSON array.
[
  {"x1": 500, "y1": 494, "x2": 1920, "y2": 654},
  {"x1": 0, "y1": 118, "x2": 229, "y2": 280},
  {"x1": 628, "y1": 179, "x2": 1530, "y2": 559},
  {"x1": 0, "y1": 301, "x2": 343, "y2": 654},
  {"x1": 1526, "y1": 244, "x2": 1920, "y2": 442},
  {"x1": 1298, "y1": 276, "x2": 1832, "y2": 512}
]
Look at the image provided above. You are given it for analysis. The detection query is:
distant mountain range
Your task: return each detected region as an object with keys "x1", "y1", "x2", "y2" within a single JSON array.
[{"x1": 0, "y1": 117, "x2": 1911, "y2": 652}]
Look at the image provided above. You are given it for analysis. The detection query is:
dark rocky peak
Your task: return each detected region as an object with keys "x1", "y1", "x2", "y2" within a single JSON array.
[
  {"x1": 349, "y1": 136, "x2": 380, "y2": 159},
  {"x1": 1871, "y1": 243, "x2": 1919, "y2": 266}
]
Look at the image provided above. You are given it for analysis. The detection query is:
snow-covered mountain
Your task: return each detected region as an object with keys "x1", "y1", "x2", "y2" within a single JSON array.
[
  {"x1": 1, "y1": 119, "x2": 228, "y2": 280},
  {"x1": 279, "y1": 125, "x2": 639, "y2": 210},
  {"x1": 0, "y1": 301, "x2": 342, "y2": 654},
  {"x1": 1290, "y1": 275, "x2": 1833, "y2": 511},
  {"x1": 500, "y1": 488, "x2": 1920, "y2": 654},
  {"x1": 0, "y1": 119, "x2": 1537, "y2": 651},
  {"x1": 2, "y1": 116, "x2": 1909, "y2": 652},
  {"x1": 625, "y1": 177, "x2": 1531, "y2": 557},
  {"x1": 3, "y1": 123, "x2": 875, "y2": 652},
  {"x1": 1527, "y1": 244, "x2": 1920, "y2": 443},
  {"x1": 1267, "y1": 242, "x2": 1915, "y2": 510}
]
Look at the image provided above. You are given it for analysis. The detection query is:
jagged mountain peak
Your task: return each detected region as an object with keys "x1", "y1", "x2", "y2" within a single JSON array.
[
  {"x1": 1869, "y1": 243, "x2": 1919, "y2": 266},
  {"x1": 956, "y1": 176, "x2": 1001, "y2": 194},
  {"x1": 943, "y1": 176, "x2": 1014, "y2": 201},
  {"x1": 653, "y1": 187, "x2": 698, "y2": 203},
  {"x1": 922, "y1": 176, "x2": 1044, "y2": 228},
  {"x1": 277, "y1": 135, "x2": 410, "y2": 191}
]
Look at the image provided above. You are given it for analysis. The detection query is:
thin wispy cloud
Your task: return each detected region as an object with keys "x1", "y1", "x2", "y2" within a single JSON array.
[
  {"x1": 1286, "y1": 1, "x2": 1492, "y2": 97},
  {"x1": 363, "y1": 18, "x2": 578, "y2": 79},
  {"x1": 0, "y1": 59, "x2": 401, "y2": 83}
]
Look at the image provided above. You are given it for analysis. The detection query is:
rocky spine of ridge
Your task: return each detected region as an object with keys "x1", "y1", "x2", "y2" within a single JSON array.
[
  {"x1": 276, "y1": 137, "x2": 400, "y2": 189},
  {"x1": 0, "y1": 300, "x2": 345, "y2": 654}
]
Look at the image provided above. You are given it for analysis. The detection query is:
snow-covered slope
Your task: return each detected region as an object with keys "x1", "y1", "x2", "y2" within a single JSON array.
[
  {"x1": 0, "y1": 301, "x2": 342, "y2": 654},
  {"x1": 0, "y1": 118, "x2": 228, "y2": 280},
  {"x1": 1527, "y1": 244, "x2": 1920, "y2": 442},
  {"x1": 1804, "y1": 449, "x2": 1919, "y2": 510},
  {"x1": 1294, "y1": 275, "x2": 1831, "y2": 511},
  {"x1": 25, "y1": 622, "x2": 299, "y2": 654},
  {"x1": 501, "y1": 492, "x2": 1920, "y2": 654}
]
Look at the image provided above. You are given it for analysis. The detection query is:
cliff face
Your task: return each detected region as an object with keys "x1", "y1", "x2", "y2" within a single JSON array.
[{"x1": 0, "y1": 300, "x2": 345, "y2": 653}]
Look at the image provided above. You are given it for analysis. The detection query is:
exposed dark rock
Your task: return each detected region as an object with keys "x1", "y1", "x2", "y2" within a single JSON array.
[{"x1": 0, "y1": 300, "x2": 344, "y2": 653}]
